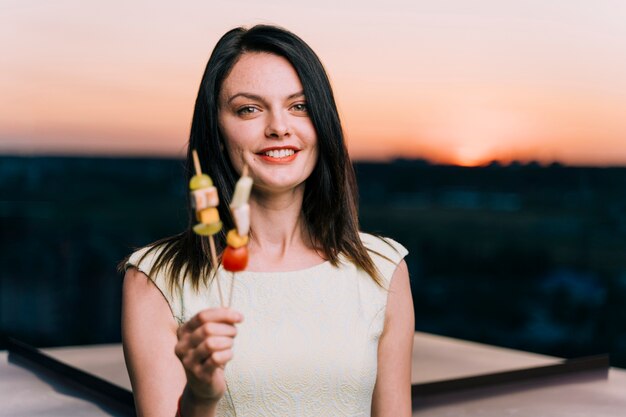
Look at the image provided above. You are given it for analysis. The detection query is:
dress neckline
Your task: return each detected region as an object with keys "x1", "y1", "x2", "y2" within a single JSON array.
[{"x1": 223, "y1": 259, "x2": 333, "y2": 277}]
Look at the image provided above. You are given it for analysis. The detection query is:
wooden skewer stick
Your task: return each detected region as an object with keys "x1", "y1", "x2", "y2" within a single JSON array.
[
  {"x1": 208, "y1": 236, "x2": 225, "y2": 307},
  {"x1": 228, "y1": 272, "x2": 236, "y2": 308},
  {"x1": 192, "y1": 150, "x2": 202, "y2": 180},
  {"x1": 224, "y1": 163, "x2": 249, "y2": 308},
  {"x1": 192, "y1": 150, "x2": 226, "y2": 307}
]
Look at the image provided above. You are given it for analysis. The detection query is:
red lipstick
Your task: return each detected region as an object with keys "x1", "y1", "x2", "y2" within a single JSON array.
[{"x1": 256, "y1": 146, "x2": 300, "y2": 164}]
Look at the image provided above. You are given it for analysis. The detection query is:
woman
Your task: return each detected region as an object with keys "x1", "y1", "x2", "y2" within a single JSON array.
[{"x1": 122, "y1": 25, "x2": 413, "y2": 417}]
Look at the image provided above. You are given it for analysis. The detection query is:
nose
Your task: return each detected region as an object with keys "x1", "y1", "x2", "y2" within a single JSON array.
[{"x1": 265, "y1": 110, "x2": 291, "y2": 139}]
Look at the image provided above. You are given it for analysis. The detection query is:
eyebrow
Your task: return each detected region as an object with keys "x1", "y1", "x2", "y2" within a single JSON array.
[{"x1": 226, "y1": 91, "x2": 305, "y2": 104}]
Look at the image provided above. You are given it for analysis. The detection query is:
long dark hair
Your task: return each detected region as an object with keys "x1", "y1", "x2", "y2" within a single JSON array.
[{"x1": 124, "y1": 25, "x2": 383, "y2": 291}]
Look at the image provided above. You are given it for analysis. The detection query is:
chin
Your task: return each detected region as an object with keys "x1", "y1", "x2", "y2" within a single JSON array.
[
  {"x1": 255, "y1": 177, "x2": 307, "y2": 194},
  {"x1": 252, "y1": 162, "x2": 312, "y2": 184}
]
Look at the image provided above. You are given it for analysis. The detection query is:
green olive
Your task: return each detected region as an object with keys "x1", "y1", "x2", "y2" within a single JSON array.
[
  {"x1": 193, "y1": 221, "x2": 222, "y2": 236},
  {"x1": 189, "y1": 174, "x2": 213, "y2": 190}
]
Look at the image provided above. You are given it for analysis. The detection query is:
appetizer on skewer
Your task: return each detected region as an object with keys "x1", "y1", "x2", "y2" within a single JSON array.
[
  {"x1": 223, "y1": 165, "x2": 252, "y2": 273},
  {"x1": 189, "y1": 150, "x2": 227, "y2": 305},
  {"x1": 189, "y1": 150, "x2": 252, "y2": 307}
]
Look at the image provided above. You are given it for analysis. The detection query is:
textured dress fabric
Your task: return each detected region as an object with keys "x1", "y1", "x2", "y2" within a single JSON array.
[{"x1": 126, "y1": 232, "x2": 408, "y2": 417}]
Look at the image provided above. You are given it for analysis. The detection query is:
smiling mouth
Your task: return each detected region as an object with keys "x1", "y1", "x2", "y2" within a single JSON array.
[
  {"x1": 263, "y1": 149, "x2": 295, "y2": 158},
  {"x1": 256, "y1": 147, "x2": 300, "y2": 162}
]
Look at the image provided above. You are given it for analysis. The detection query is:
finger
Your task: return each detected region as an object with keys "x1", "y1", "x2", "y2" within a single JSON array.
[
  {"x1": 190, "y1": 336, "x2": 234, "y2": 364},
  {"x1": 176, "y1": 322, "x2": 237, "y2": 359},
  {"x1": 204, "y1": 348, "x2": 234, "y2": 368},
  {"x1": 180, "y1": 336, "x2": 231, "y2": 371},
  {"x1": 189, "y1": 322, "x2": 238, "y2": 347},
  {"x1": 204, "y1": 336, "x2": 235, "y2": 354},
  {"x1": 179, "y1": 308, "x2": 243, "y2": 335}
]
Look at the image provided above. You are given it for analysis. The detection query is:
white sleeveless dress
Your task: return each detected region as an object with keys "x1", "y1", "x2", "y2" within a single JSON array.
[{"x1": 126, "y1": 232, "x2": 408, "y2": 417}]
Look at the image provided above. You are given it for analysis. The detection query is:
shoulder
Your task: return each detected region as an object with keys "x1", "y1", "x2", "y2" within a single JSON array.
[
  {"x1": 125, "y1": 244, "x2": 166, "y2": 277},
  {"x1": 359, "y1": 232, "x2": 408, "y2": 284},
  {"x1": 123, "y1": 243, "x2": 184, "y2": 324},
  {"x1": 359, "y1": 232, "x2": 408, "y2": 262}
]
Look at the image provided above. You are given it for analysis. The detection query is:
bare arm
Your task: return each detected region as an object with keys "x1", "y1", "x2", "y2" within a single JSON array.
[
  {"x1": 122, "y1": 267, "x2": 242, "y2": 417},
  {"x1": 122, "y1": 267, "x2": 186, "y2": 417},
  {"x1": 371, "y1": 260, "x2": 414, "y2": 417}
]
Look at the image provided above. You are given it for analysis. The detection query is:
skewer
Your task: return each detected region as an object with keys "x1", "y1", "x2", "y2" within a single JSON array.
[
  {"x1": 191, "y1": 152, "x2": 246, "y2": 309},
  {"x1": 208, "y1": 233, "x2": 225, "y2": 307},
  {"x1": 227, "y1": 272, "x2": 236, "y2": 308},
  {"x1": 192, "y1": 150, "x2": 226, "y2": 307},
  {"x1": 191, "y1": 149, "x2": 239, "y2": 416},
  {"x1": 190, "y1": 152, "x2": 247, "y2": 416},
  {"x1": 192, "y1": 150, "x2": 202, "y2": 181},
  {"x1": 224, "y1": 163, "x2": 249, "y2": 309}
]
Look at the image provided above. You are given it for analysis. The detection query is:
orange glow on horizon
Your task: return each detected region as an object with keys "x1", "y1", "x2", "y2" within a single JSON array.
[
  {"x1": 451, "y1": 147, "x2": 491, "y2": 167},
  {"x1": 2, "y1": 2, "x2": 626, "y2": 166}
]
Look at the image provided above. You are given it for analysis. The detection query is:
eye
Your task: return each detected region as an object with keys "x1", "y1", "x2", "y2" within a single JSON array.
[
  {"x1": 291, "y1": 103, "x2": 308, "y2": 113},
  {"x1": 237, "y1": 106, "x2": 259, "y2": 115}
]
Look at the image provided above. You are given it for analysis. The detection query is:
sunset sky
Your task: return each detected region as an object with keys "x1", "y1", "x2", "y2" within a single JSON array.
[{"x1": 2, "y1": 0, "x2": 626, "y2": 166}]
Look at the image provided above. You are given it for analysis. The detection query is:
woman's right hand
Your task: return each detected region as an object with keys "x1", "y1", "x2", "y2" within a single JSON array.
[{"x1": 174, "y1": 308, "x2": 243, "y2": 403}]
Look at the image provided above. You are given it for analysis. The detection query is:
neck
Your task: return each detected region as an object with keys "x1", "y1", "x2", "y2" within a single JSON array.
[{"x1": 248, "y1": 186, "x2": 310, "y2": 258}]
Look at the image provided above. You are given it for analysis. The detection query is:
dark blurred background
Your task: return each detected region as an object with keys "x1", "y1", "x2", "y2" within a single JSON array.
[{"x1": 1, "y1": 155, "x2": 624, "y2": 368}]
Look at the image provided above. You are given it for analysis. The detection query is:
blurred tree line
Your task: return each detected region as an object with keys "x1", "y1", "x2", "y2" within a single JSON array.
[{"x1": 1, "y1": 156, "x2": 625, "y2": 368}]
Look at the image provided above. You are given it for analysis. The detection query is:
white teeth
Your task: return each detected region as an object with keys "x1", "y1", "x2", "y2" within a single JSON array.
[{"x1": 264, "y1": 149, "x2": 295, "y2": 158}]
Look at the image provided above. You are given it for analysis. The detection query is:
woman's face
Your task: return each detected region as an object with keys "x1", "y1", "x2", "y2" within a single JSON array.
[{"x1": 218, "y1": 52, "x2": 318, "y2": 195}]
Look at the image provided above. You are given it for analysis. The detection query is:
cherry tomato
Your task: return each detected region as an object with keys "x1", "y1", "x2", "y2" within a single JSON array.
[{"x1": 222, "y1": 245, "x2": 248, "y2": 272}]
